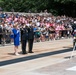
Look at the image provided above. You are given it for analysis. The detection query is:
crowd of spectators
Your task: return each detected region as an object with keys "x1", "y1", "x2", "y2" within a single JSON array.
[{"x1": 0, "y1": 12, "x2": 75, "y2": 45}]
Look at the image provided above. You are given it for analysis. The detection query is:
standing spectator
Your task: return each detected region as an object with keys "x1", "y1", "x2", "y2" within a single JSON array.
[
  {"x1": 0, "y1": 25, "x2": 2, "y2": 44},
  {"x1": 12, "y1": 24, "x2": 20, "y2": 55},
  {"x1": 1, "y1": 23, "x2": 6, "y2": 45},
  {"x1": 33, "y1": 25, "x2": 38, "y2": 42},
  {"x1": 45, "y1": 28, "x2": 49, "y2": 41},
  {"x1": 48, "y1": 26, "x2": 55, "y2": 40},
  {"x1": 10, "y1": 25, "x2": 14, "y2": 43},
  {"x1": 35, "y1": 27, "x2": 41, "y2": 42}
]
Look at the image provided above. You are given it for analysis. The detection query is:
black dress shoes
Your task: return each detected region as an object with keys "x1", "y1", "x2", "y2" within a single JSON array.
[
  {"x1": 22, "y1": 52, "x2": 27, "y2": 54},
  {"x1": 28, "y1": 51, "x2": 34, "y2": 53}
]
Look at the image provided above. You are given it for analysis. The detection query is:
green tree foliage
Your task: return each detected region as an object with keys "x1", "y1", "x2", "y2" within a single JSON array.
[{"x1": 0, "y1": 0, "x2": 76, "y2": 17}]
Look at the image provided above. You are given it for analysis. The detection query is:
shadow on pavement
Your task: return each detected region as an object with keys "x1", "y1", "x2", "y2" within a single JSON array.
[{"x1": 0, "y1": 48, "x2": 73, "y2": 66}]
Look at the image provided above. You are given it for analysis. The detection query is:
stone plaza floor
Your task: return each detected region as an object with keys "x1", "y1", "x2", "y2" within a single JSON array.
[{"x1": 0, "y1": 38, "x2": 76, "y2": 75}]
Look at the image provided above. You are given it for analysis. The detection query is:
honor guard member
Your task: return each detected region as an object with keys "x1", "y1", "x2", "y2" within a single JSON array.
[
  {"x1": 73, "y1": 29, "x2": 76, "y2": 47},
  {"x1": 72, "y1": 20, "x2": 76, "y2": 47}
]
